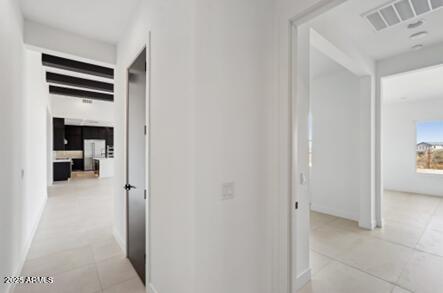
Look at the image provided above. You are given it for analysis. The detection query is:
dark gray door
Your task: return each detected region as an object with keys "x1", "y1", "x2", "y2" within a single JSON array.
[{"x1": 126, "y1": 48, "x2": 146, "y2": 283}]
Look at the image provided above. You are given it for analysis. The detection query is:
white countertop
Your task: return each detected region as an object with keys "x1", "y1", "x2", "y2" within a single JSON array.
[
  {"x1": 54, "y1": 159, "x2": 72, "y2": 163},
  {"x1": 94, "y1": 157, "x2": 113, "y2": 161}
]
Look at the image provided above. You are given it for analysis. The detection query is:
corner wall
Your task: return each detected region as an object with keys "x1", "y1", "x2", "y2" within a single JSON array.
[
  {"x1": 310, "y1": 69, "x2": 361, "y2": 221},
  {"x1": 20, "y1": 49, "x2": 51, "y2": 276},
  {"x1": 0, "y1": 1, "x2": 25, "y2": 292}
]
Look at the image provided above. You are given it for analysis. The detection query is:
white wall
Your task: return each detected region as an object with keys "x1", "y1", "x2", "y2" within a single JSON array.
[
  {"x1": 24, "y1": 20, "x2": 116, "y2": 65},
  {"x1": 50, "y1": 95, "x2": 115, "y2": 124},
  {"x1": 193, "y1": 0, "x2": 273, "y2": 292},
  {"x1": 310, "y1": 68, "x2": 361, "y2": 221},
  {"x1": 114, "y1": 1, "x2": 195, "y2": 293},
  {"x1": 114, "y1": 0, "x2": 273, "y2": 292},
  {"x1": 22, "y1": 48, "x2": 50, "y2": 268},
  {"x1": 0, "y1": 1, "x2": 25, "y2": 292},
  {"x1": 383, "y1": 98, "x2": 443, "y2": 196}
]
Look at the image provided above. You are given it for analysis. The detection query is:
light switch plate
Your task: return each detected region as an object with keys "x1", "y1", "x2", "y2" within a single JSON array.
[{"x1": 222, "y1": 182, "x2": 235, "y2": 200}]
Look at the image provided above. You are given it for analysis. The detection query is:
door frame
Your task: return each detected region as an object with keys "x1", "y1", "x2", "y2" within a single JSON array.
[
  {"x1": 124, "y1": 32, "x2": 151, "y2": 289},
  {"x1": 286, "y1": 0, "x2": 380, "y2": 291}
]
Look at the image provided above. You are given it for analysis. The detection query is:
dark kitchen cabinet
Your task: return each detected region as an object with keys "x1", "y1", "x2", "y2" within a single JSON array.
[
  {"x1": 72, "y1": 159, "x2": 84, "y2": 171},
  {"x1": 53, "y1": 118, "x2": 65, "y2": 150},
  {"x1": 65, "y1": 126, "x2": 83, "y2": 150},
  {"x1": 105, "y1": 128, "x2": 114, "y2": 146},
  {"x1": 83, "y1": 126, "x2": 114, "y2": 147},
  {"x1": 53, "y1": 161, "x2": 71, "y2": 181}
]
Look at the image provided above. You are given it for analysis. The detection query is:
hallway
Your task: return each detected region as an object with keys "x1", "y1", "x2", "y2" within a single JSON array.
[
  {"x1": 14, "y1": 178, "x2": 144, "y2": 293},
  {"x1": 301, "y1": 191, "x2": 443, "y2": 293}
]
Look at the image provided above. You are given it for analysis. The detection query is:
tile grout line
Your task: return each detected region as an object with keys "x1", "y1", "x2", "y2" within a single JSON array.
[{"x1": 312, "y1": 249, "x2": 406, "y2": 290}]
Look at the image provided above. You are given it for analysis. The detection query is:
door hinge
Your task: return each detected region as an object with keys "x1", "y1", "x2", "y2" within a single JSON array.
[
  {"x1": 144, "y1": 253, "x2": 146, "y2": 264},
  {"x1": 144, "y1": 125, "x2": 147, "y2": 135},
  {"x1": 295, "y1": 201, "x2": 299, "y2": 210},
  {"x1": 144, "y1": 61, "x2": 147, "y2": 72},
  {"x1": 144, "y1": 189, "x2": 147, "y2": 200}
]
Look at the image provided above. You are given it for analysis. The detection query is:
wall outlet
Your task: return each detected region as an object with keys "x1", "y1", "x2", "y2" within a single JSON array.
[{"x1": 222, "y1": 182, "x2": 235, "y2": 200}]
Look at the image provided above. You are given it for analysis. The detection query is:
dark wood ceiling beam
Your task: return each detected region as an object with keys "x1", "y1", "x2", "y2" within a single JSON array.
[
  {"x1": 49, "y1": 86, "x2": 114, "y2": 102},
  {"x1": 46, "y1": 72, "x2": 114, "y2": 93},
  {"x1": 42, "y1": 54, "x2": 114, "y2": 79}
]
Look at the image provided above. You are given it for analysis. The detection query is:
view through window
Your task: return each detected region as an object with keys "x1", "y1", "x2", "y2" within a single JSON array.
[{"x1": 416, "y1": 121, "x2": 443, "y2": 174}]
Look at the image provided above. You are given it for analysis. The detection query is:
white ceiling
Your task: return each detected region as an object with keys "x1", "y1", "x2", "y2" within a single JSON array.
[
  {"x1": 382, "y1": 64, "x2": 443, "y2": 103},
  {"x1": 309, "y1": 0, "x2": 443, "y2": 61},
  {"x1": 310, "y1": 47, "x2": 347, "y2": 78},
  {"x1": 19, "y1": 0, "x2": 141, "y2": 44}
]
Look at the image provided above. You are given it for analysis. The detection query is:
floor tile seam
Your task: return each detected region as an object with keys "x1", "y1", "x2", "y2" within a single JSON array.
[
  {"x1": 321, "y1": 220, "x2": 426, "y2": 251},
  {"x1": 313, "y1": 247, "x2": 410, "y2": 287},
  {"x1": 415, "y1": 201, "x2": 443, "y2": 251},
  {"x1": 412, "y1": 246, "x2": 443, "y2": 259},
  {"x1": 26, "y1": 244, "x2": 94, "y2": 264}
]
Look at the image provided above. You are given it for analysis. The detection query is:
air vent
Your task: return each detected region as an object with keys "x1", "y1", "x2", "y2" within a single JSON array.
[
  {"x1": 431, "y1": 0, "x2": 443, "y2": 9},
  {"x1": 394, "y1": 0, "x2": 415, "y2": 20},
  {"x1": 363, "y1": 0, "x2": 443, "y2": 31}
]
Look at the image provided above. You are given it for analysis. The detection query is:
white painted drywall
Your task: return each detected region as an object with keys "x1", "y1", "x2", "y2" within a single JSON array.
[
  {"x1": 383, "y1": 98, "x2": 443, "y2": 196},
  {"x1": 22, "y1": 48, "x2": 50, "y2": 270},
  {"x1": 193, "y1": 0, "x2": 273, "y2": 292},
  {"x1": 114, "y1": 1, "x2": 195, "y2": 293},
  {"x1": 310, "y1": 68, "x2": 361, "y2": 221},
  {"x1": 0, "y1": 1, "x2": 25, "y2": 292},
  {"x1": 24, "y1": 20, "x2": 116, "y2": 65},
  {"x1": 50, "y1": 95, "x2": 115, "y2": 125},
  {"x1": 114, "y1": 0, "x2": 274, "y2": 292}
]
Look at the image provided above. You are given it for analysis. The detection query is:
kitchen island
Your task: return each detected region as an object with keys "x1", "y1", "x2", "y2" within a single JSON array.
[
  {"x1": 94, "y1": 158, "x2": 114, "y2": 178},
  {"x1": 53, "y1": 159, "x2": 72, "y2": 181}
]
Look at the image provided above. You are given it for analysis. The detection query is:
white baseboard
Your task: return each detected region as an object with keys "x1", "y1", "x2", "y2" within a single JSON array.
[
  {"x1": 376, "y1": 218, "x2": 384, "y2": 229},
  {"x1": 359, "y1": 219, "x2": 376, "y2": 230},
  {"x1": 295, "y1": 268, "x2": 311, "y2": 291},
  {"x1": 113, "y1": 228, "x2": 126, "y2": 256},
  {"x1": 149, "y1": 283, "x2": 159, "y2": 293},
  {"x1": 9, "y1": 196, "x2": 47, "y2": 293},
  {"x1": 311, "y1": 204, "x2": 358, "y2": 221}
]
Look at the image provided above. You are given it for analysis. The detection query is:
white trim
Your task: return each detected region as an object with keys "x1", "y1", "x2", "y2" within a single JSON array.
[
  {"x1": 9, "y1": 196, "x2": 47, "y2": 293},
  {"x1": 113, "y1": 227, "x2": 127, "y2": 256},
  {"x1": 294, "y1": 269, "x2": 311, "y2": 291},
  {"x1": 311, "y1": 204, "x2": 358, "y2": 222},
  {"x1": 149, "y1": 283, "x2": 159, "y2": 293}
]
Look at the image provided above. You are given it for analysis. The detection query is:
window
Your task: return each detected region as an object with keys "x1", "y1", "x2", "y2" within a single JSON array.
[{"x1": 416, "y1": 121, "x2": 443, "y2": 174}]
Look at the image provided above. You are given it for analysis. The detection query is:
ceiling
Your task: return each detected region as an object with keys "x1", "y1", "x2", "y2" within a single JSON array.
[
  {"x1": 309, "y1": 0, "x2": 443, "y2": 61},
  {"x1": 382, "y1": 64, "x2": 443, "y2": 103},
  {"x1": 19, "y1": 0, "x2": 141, "y2": 44},
  {"x1": 310, "y1": 47, "x2": 347, "y2": 78}
]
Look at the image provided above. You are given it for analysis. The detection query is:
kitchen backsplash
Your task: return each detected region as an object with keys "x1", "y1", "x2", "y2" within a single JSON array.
[{"x1": 54, "y1": 150, "x2": 83, "y2": 159}]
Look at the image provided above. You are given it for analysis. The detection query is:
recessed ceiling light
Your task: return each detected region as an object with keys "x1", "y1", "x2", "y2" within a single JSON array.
[
  {"x1": 412, "y1": 44, "x2": 424, "y2": 50},
  {"x1": 410, "y1": 31, "x2": 428, "y2": 40},
  {"x1": 400, "y1": 97, "x2": 408, "y2": 100},
  {"x1": 408, "y1": 19, "x2": 424, "y2": 29}
]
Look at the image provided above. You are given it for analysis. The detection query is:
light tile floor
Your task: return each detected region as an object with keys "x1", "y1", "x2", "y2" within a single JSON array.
[
  {"x1": 299, "y1": 190, "x2": 443, "y2": 293},
  {"x1": 14, "y1": 178, "x2": 145, "y2": 293}
]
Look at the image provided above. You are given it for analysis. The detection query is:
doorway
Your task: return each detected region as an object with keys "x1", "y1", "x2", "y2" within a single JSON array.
[{"x1": 126, "y1": 47, "x2": 147, "y2": 284}]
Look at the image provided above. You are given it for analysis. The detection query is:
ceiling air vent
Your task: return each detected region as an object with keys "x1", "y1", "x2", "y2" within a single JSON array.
[
  {"x1": 411, "y1": 0, "x2": 430, "y2": 15},
  {"x1": 363, "y1": 0, "x2": 443, "y2": 31}
]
